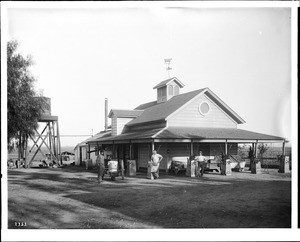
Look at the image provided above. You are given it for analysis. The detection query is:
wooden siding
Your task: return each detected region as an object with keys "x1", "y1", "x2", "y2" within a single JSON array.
[
  {"x1": 137, "y1": 143, "x2": 191, "y2": 171},
  {"x1": 111, "y1": 114, "x2": 134, "y2": 136},
  {"x1": 167, "y1": 94, "x2": 237, "y2": 128},
  {"x1": 138, "y1": 143, "x2": 151, "y2": 169},
  {"x1": 111, "y1": 115, "x2": 117, "y2": 136}
]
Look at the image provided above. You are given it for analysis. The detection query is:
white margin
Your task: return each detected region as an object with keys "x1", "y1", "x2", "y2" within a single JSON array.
[{"x1": 1, "y1": 1, "x2": 299, "y2": 241}]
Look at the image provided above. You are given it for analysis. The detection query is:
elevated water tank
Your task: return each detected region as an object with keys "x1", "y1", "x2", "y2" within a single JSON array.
[{"x1": 35, "y1": 96, "x2": 51, "y2": 116}]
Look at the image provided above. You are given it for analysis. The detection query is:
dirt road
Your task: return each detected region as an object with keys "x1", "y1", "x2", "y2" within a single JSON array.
[{"x1": 8, "y1": 166, "x2": 291, "y2": 229}]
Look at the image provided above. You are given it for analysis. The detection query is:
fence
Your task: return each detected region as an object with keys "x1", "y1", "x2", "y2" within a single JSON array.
[{"x1": 242, "y1": 156, "x2": 291, "y2": 169}]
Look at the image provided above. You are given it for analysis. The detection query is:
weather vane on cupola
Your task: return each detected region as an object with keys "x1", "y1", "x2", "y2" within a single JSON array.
[{"x1": 164, "y1": 58, "x2": 172, "y2": 78}]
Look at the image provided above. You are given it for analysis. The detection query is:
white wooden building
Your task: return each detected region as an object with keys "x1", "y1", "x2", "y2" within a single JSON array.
[{"x1": 78, "y1": 77, "x2": 287, "y2": 171}]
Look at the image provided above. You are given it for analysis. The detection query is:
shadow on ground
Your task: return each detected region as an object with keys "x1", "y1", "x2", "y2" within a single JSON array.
[{"x1": 8, "y1": 166, "x2": 291, "y2": 229}]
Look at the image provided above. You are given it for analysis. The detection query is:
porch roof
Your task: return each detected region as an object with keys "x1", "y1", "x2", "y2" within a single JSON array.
[
  {"x1": 155, "y1": 127, "x2": 285, "y2": 141},
  {"x1": 86, "y1": 127, "x2": 286, "y2": 145}
]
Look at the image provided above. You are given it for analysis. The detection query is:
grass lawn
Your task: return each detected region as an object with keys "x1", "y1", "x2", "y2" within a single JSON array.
[{"x1": 7, "y1": 166, "x2": 291, "y2": 229}]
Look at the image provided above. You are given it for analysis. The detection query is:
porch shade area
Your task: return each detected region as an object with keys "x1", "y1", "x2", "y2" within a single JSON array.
[{"x1": 86, "y1": 127, "x2": 285, "y2": 145}]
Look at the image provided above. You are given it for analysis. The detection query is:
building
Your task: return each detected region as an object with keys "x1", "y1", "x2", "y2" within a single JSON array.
[{"x1": 76, "y1": 77, "x2": 287, "y2": 172}]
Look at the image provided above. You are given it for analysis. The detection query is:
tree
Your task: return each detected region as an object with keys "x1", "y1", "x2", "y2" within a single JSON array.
[
  {"x1": 7, "y1": 40, "x2": 47, "y2": 163},
  {"x1": 257, "y1": 143, "x2": 269, "y2": 161}
]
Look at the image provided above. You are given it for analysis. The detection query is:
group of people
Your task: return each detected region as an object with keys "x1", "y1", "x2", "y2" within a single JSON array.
[
  {"x1": 7, "y1": 158, "x2": 25, "y2": 169},
  {"x1": 95, "y1": 149, "x2": 208, "y2": 182},
  {"x1": 148, "y1": 149, "x2": 207, "y2": 179}
]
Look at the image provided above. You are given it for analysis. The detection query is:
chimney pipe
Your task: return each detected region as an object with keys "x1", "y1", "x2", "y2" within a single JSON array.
[{"x1": 104, "y1": 98, "x2": 108, "y2": 131}]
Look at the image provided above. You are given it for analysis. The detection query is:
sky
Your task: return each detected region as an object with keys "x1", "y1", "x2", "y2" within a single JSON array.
[{"x1": 5, "y1": 5, "x2": 292, "y2": 147}]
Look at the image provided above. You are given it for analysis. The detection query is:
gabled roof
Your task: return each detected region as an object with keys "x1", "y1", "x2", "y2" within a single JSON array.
[
  {"x1": 74, "y1": 130, "x2": 112, "y2": 149},
  {"x1": 127, "y1": 87, "x2": 245, "y2": 127},
  {"x1": 126, "y1": 88, "x2": 206, "y2": 126},
  {"x1": 153, "y1": 77, "x2": 185, "y2": 89},
  {"x1": 108, "y1": 109, "x2": 144, "y2": 118},
  {"x1": 86, "y1": 127, "x2": 163, "y2": 144}
]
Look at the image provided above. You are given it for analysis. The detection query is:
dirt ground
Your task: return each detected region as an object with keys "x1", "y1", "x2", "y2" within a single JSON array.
[{"x1": 7, "y1": 166, "x2": 291, "y2": 229}]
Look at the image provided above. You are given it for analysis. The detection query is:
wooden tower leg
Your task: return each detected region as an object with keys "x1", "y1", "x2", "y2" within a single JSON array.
[
  {"x1": 48, "y1": 122, "x2": 53, "y2": 163},
  {"x1": 56, "y1": 120, "x2": 62, "y2": 165},
  {"x1": 52, "y1": 121, "x2": 56, "y2": 158}
]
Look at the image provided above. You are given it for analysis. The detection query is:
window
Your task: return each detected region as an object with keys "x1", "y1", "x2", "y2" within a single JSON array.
[
  {"x1": 198, "y1": 101, "x2": 210, "y2": 116},
  {"x1": 174, "y1": 86, "x2": 179, "y2": 95},
  {"x1": 168, "y1": 85, "x2": 173, "y2": 95}
]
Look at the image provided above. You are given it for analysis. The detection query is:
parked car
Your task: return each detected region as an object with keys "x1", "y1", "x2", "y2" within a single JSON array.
[{"x1": 168, "y1": 156, "x2": 189, "y2": 174}]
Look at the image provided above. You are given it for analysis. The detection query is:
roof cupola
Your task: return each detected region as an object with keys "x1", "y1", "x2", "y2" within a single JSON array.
[{"x1": 153, "y1": 77, "x2": 184, "y2": 104}]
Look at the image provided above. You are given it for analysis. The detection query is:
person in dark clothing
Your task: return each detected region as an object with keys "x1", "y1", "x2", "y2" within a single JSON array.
[{"x1": 96, "y1": 150, "x2": 105, "y2": 183}]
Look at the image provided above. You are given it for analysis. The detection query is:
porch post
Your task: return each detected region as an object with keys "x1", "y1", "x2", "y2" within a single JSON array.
[
  {"x1": 279, "y1": 140, "x2": 289, "y2": 173},
  {"x1": 251, "y1": 140, "x2": 261, "y2": 174},
  {"x1": 79, "y1": 146, "x2": 82, "y2": 166},
  {"x1": 97, "y1": 143, "x2": 100, "y2": 156},
  {"x1": 87, "y1": 144, "x2": 90, "y2": 159},
  {"x1": 225, "y1": 139, "x2": 228, "y2": 155},
  {"x1": 151, "y1": 140, "x2": 155, "y2": 151},
  {"x1": 255, "y1": 140, "x2": 258, "y2": 158},
  {"x1": 190, "y1": 139, "x2": 194, "y2": 156},
  {"x1": 282, "y1": 140, "x2": 286, "y2": 155},
  {"x1": 129, "y1": 142, "x2": 132, "y2": 160}
]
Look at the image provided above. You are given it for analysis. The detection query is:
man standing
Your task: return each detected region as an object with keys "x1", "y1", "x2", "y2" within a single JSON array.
[
  {"x1": 195, "y1": 151, "x2": 206, "y2": 177},
  {"x1": 96, "y1": 150, "x2": 105, "y2": 183},
  {"x1": 150, "y1": 150, "x2": 163, "y2": 180}
]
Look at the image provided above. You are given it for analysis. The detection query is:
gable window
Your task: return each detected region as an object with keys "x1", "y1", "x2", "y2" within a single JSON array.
[
  {"x1": 168, "y1": 85, "x2": 173, "y2": 95},
  {"x1": 198, "y1": 101, "x2": 210, "y2": 116}
]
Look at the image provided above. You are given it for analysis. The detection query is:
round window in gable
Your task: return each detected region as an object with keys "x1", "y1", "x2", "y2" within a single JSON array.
[{"x1": 198, "y1": 102, "x2": 210, "y2": 116}]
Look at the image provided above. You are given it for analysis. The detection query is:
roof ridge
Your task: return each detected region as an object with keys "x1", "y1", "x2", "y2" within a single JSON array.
[{"x1": 153, "y1": 77, "x2": 184, "y2": 89}]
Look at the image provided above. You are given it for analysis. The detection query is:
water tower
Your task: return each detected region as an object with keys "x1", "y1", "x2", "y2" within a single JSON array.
[{"x1": 27, "y1": 97, "x2": 62, "y2": 166}]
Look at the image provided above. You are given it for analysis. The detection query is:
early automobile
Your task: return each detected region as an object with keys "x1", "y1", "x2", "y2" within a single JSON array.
[
  {"x1": 169, "y1": 156, "x2": 221, "y2": 174},
  {"x1": 168, "y1": 156, "x2": 188, "y2": 174}
]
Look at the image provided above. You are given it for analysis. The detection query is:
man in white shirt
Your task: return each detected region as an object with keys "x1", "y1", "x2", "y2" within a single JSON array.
[
  {"x1": 195, "y1": 151, "x2": 206, "y2": 177},
  {"x1": 150, "y1": 150, "x2": 163, "y2": 180}
]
